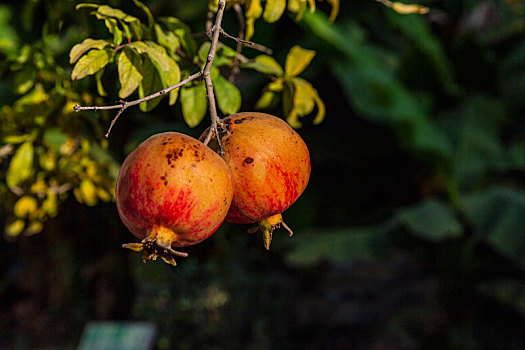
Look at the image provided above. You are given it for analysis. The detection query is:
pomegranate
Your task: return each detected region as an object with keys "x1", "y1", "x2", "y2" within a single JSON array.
[
  {"x1": 201, "y1": 112, "x2": 311, "y2": 249},
  {"x1": 116, "y1": 132, "x2": 234, "y2": 266}
]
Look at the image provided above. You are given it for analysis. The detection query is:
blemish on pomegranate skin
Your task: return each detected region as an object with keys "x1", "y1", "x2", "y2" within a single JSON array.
[{"x1": 243, "y1": 157, "x2": 254, "y2": 165}]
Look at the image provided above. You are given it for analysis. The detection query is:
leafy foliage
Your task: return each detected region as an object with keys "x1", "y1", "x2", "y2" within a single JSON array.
[{"x1": 0, "y1": 0, "x2": 332, "y2": 239}]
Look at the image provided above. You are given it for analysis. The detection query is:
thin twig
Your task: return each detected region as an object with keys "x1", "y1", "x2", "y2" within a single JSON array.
[
  {"x1": 229, "y1": 4, "x2": 245, "y2": 82},
  {"x1": 75, "y1": 71, "x2": 203, "y2": 138},
  {"x1": 202, "y1": 0, "x2": 226, "y2": 155}
]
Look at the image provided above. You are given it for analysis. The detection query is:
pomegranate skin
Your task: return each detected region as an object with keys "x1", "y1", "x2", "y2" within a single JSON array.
[
  {"x1": 116, "y1": 132, "x2": 233, "y2": 265},
  {"x1": 202, "y1": 112, "x2": 311, "y2": 249}
]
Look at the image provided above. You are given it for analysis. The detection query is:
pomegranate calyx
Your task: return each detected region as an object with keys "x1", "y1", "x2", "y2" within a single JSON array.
[
  {"x1": 121, "y1": 226, "x2": 189, "y2": 266},
  {"x1": 256, "y1": 213, "x2": 294, "y2": 250}
]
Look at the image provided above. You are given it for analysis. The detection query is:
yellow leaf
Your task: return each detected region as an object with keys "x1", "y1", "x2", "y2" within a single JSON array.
[
  {"x1": 25, "y1": 221, "x2": 43, "y2": 236},
  {"x1": 263, "y1": 0, "x2": 286, "y2": 23},
  {"x1": 6, "y1": 141, "x2": 34, "y2": 188},
  {"x1": 285, "y1": 45, "x2": 316, "y2": 77},
  {"x1": 325, "y1": 0, "x2": 340, "y2": 22},
  {"x1": 42, "y1": 191, "x2": 58, "y2": 217},
  {"x1": 293, "y1": 77, "x2": 316, "y2": 116},
  {"x1": 14, "y1": 196, "x2": 38, "y2": 219},
  {"x1": 77, "y1": 179, "x2": 98, "y2": 206},
  {"x1": 246, "y1": 0, "x2": 263, "y2": 18},
  {"x1": 5, "y1": 220, "x2": 25, "y2": 237},
  {"x1": 391, "y1": 2, "x2": 429, "y2": 15}
]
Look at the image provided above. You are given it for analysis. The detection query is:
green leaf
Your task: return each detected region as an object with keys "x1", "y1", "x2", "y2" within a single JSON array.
[
  {"x1": 285, "y1": 226, "x2": 383, "y2": 266},
  {"x1": 285, "y1": 45, "x2": 316, "y2": 77},
  {"x1": 97, "y1": 5, "x2": 138, "y2": 22},
  {"x1": 159, "y1": 17, "x2": 197, "y2": 58},
  {"x1": 95, "y1": 69, "x2": 108, "y2": 97},
  {"x1": 138, "y1": 57, "x2": 164, "y2": 112},
  {"x1": 104, "y1": 18, "x2": 123, "y2": 45},
  {"x1": 117, "y1": 48, "x2": 143, "y2": 98},
  {"x1": 164, "y1": 56, "x2": 181, "y2": 105},
  {"x1": 71, "y1": 48, "x2": 111, "y2": 80},
  {"x1": 214, "y1": 75, "x2": 241, "y2": 115},
  {"x1": 133, "y1": 0, "x2": 154, "y2": 29},
  {"x1": 43, "y1": 128, "x2": 68, "y2": 149},
  {"x1": 303, "y1": 11, "x2": 452, "y2": 161},
  {"x1": 130, "y1": 41, "x2": 170, "y2": 72},
  {"x1": 6, "y1": 141, "x2": 34, "y2": 188},
  {"x1": 263, "y1": 0, "x2": 286, "y2": 23},
  {"x1": 393, "y1": 199, "x2": 463, "y2": 242},
  {"x1": 255, "y1": 89, "x2": 278, "y2": 110},
  {"x1": 75, "y1": 3, "x2": 100, "y2": 10},
  {"x1": 154, "y1": 24, "x2": 180, "y2": 54},
  {"x1": 242, "y1": 54, "x2": 284, "y2": 76},
  {"x1": 13, "y1": 65, "x2": 36, "y2": 95},
  {"x1": 462, "y1": 187, "x2": 525, "y2": 269},
  {"x1": 69, "y1": 38, "x2": 110, "y2": 64},
  {"x1": 180, "y1": 83, "x2": 207, "y2": 127}
]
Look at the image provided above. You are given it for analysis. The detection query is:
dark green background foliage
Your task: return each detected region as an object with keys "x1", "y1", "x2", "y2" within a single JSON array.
[{"x1": 1, "y1": 0, "x2": 525, "y2": 349}]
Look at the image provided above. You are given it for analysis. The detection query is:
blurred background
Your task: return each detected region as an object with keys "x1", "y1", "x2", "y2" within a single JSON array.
[{"x1": 1, "y1": 0, "x2": 525, "y2": 349}]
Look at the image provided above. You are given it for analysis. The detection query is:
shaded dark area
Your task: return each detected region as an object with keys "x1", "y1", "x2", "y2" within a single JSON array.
[{"x1": 2, "y1": 0, "x2": 525, "y2": 349}]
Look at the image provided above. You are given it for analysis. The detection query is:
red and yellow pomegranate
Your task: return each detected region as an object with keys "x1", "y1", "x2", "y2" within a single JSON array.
[
  {"x1": 116, "y1": 132, "x2": 233, "y2": 266},
  {"x1": 202, "y1": 112, "x2": 311, "y2": 249}
]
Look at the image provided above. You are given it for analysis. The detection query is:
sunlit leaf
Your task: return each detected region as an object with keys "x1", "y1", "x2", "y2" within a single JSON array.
[
  {"x1": 14, "y1": 196, "x2": 38, "y2": 219},
  {"x1": 255, "y1": 89, "x2": 277, "y2": 110},
  {"x1": 214, "y1": 75, "x2": 241, "y2": 115},
  {"x1": 292, "y1": 77, "x2": 315, "y2": 116},
  {"x1": 75, "y1": 3, "x2": 100, "y2": 10},
  {"x1": 159, "y1": 17, "x2": 197, "y2": 57},
  {"x1": 130, "y1": 41, "x2": 171, "y2": 72},
  {"x1": 181, "y1": 83, "x2": 207, "y2": 127},
  {"x1": 104, "y1": 18, "x2": 122, "y2": 45},
  {"x1": 25, "y1": 221, "x2": 43, "y2": 236},
  {"x1": 69, "y1": 38, "x2": 111, "y2": 64},
  {"x1": 288, "y1": 0, "x2": 308, "y2": 20},
  {"x1": 117, "y1": 47, "x2": 143, "y2": 98},
  {"x1": 155, "y1": 24, "x2": 180, "y2": 54},
  {"x1": 71, "y1": 48, "x2": 111, "y2": 80},
  {"x1": 97, "y1": 5, "x2": 138, "y2": 22},
  {"x1": 263, "y1": 0, "x2": 286, "y2": 23},
  {"x1": 138, "y1": 57, "x2": 164, "y2": 112},
  {"x1": 5, "y1": 220, "x2": 25, "y2": 237},
  {"x1": 325, "y1": 0, "x2": 340, "y2": 22},
  {"x1": 75, "y1": 179, "x2": 98, "y2": 206},
  {"x1": 6, "y1": 141, "x2": 34, "y2": 188},
  {"x1": 165, "y1": 56, "x2": 181, "y2": 105},
  {"x1": 285, "y1": 45, "x2": 316, "y2": 77},
  {"x1": 391, "y1": 2, "x2": 430, "y2": 15},
  {"x1": 246, "y1": 0, "x2": 263, "y2": 18},
  {"x1": 242, "y1": 54, "x2": 284, "y2": 75},
  {"x1": 133, "y1": 0, "x2": 154, "y2": 29}
]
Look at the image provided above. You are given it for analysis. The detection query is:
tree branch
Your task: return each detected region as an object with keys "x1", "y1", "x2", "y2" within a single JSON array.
[
  {"x1": 74, "y1": 0, "x2": 229, "y2": 142},
  {"x1": 201, "y1": 0, "x2": 226, "y2": 155}
]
